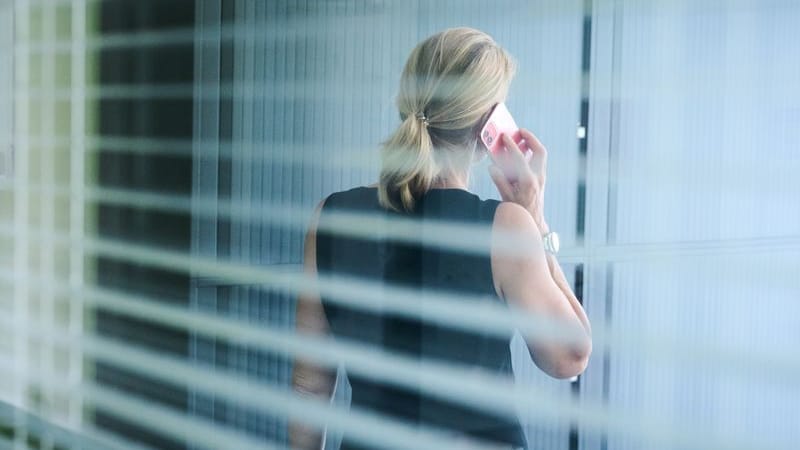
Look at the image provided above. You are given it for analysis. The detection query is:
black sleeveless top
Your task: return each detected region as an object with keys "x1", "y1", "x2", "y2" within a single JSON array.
[{"x1": 316, "y1": 186, "x2": 526, "y2": 449}]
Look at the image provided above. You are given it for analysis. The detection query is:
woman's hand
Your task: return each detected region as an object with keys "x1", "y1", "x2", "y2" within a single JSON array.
[{"x1": 488, "y1": 129, "x2": 549, "y2": 232}]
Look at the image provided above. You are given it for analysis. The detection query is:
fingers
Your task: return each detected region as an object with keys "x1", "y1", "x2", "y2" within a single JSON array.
[
  {"x1": 488, "y1": 165, "x2": 515, "y2": 201},
  {"x1": 488, "y1": 134, "x2": 528, "y2": 183},
  {"x1": 519, "y1": 128, "x2": 545, "y2": 154},
  {"x1": 519, "y1": 128, "x2": 547, "y2": 173},
  {"x1": 487, "y1": 133, "x2": 522, "y2": 182},
  {"x1": 501, "y1": 133, "x2": 529, "y2": 166}
]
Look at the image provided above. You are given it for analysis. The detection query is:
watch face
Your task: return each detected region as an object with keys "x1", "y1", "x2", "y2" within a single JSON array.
[{"x1": 544, "y1": 231, "x2": 560, "y2": 254}]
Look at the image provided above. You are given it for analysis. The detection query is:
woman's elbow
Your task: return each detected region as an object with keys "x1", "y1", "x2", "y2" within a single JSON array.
[
  {"x1": 552, "y1": 351, "x2": 590, "y2": 379},
  {"x1": 545, "y1": 338, "x2": 592, "y2": 379}
]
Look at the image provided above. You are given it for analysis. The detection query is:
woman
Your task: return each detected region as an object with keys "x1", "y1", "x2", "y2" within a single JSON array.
[{"x1": 292, "y1": 27, "x2": 592, "y2": 449}]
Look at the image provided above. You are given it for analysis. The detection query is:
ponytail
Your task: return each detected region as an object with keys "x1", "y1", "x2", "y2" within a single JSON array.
[
  {"x1": 378, "y1": 113, "x2": 437, "y2": 212},
  {"x1": 378, "y1": 27, "x2": 516, "y2": 212}
]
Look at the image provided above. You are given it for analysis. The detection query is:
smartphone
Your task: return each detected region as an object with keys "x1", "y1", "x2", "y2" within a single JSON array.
[{"x1": 479, "y1": 102, "x2": 528, "y2": 156}]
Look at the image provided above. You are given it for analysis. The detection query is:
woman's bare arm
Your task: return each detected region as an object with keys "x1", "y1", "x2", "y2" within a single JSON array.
[
  {"x1": 544, "y1": 250, "x2": 592, "y2": 335},
  {"x1": 491, "y1": 202, "x2": 592, "y2": 379},
  {"x1": 289, "y1": 200, "x2": 335, "y2": 449},
  {"x1": 488, "y1": 130, "x2": 591, "y2": 379},
  {"x1": 535, "y1": 221, "x2": 592, "y2": 335}
]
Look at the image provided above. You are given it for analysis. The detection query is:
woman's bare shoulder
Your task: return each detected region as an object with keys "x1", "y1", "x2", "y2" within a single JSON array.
[{"x1": 493, "y1": 201, "x2": 536, "y2": 230}]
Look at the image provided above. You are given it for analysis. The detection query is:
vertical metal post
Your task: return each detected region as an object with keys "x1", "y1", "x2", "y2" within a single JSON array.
[
  {"x1": 12, "y1": 0, "x2": 30, "y2": 448},
  {"x1": 189, "y1": 1, "x2": 222, "y2": 448},
  {"x1": 579, "y1": 0, "x2": 621, "y2": 449},
  {"x1": 39, "y1": 1, "x2": 56, "y2": 448},
  {"x1": 69, "y1": 0, "x2": 87, "y2": 439}
]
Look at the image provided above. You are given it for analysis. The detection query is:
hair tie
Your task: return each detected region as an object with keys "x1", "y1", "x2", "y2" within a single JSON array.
[{"x1": 415, "y1": 111, "x2": 430, "y2": 127}]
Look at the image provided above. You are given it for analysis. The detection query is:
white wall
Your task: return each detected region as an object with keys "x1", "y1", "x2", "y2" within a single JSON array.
[
  {"x1": 189, "y1": 1, "x2": 800, "y2": 449},
  {"x1": 602, "y1": 1, "x2": 800, "y2": 449}
]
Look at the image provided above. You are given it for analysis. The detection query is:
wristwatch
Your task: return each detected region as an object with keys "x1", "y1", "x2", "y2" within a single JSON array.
[{"x1": 542, "y1": 231, "x2": 560, "y2": 255}]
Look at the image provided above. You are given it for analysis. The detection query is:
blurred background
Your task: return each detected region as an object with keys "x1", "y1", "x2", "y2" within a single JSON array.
[{"x1": 0, "y1": 0, "x2": 799, "y2": 449}]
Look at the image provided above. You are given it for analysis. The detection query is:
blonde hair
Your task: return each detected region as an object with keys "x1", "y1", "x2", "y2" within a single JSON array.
[{"x1": 378, "y1": 27, "x2": 516, "y2": 212}]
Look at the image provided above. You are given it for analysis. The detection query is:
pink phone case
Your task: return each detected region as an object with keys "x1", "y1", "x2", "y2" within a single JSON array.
[{"x1": 479, "y1": 103, "x2": 528, "y2": 155}]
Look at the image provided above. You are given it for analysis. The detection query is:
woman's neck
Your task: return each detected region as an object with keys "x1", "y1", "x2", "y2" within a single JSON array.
[
  {"x1": 431, "y1": 149, "x2": 474, "y2": 191},
  {"x1": 431, "y1": 172, "x2": 469, "y2": 190}
]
